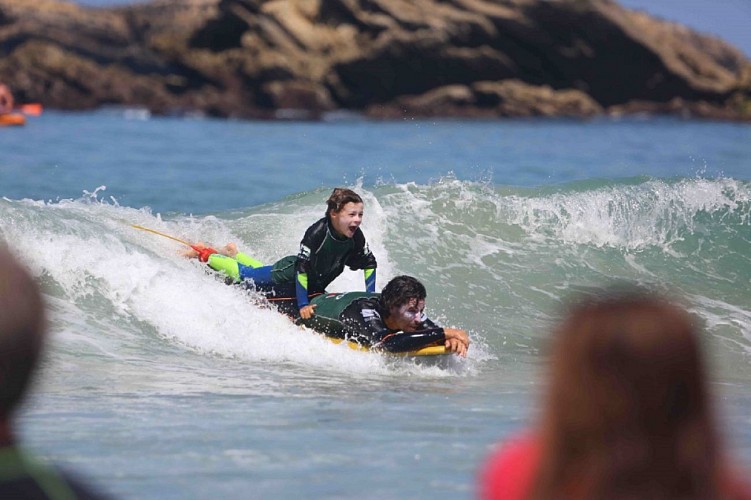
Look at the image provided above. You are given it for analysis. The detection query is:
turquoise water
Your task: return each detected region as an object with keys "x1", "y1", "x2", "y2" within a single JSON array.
[{"x1": 1, "y1": 111, "x2": 750, "y2": 499}]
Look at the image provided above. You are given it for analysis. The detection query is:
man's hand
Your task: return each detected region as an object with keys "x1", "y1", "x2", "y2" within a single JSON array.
[
  {"x1": 443, "y1": 328, "x2": 470, "y2": 357},
  {"x1": 299, "y1": 304, "x2": 317, "y2": 320}
]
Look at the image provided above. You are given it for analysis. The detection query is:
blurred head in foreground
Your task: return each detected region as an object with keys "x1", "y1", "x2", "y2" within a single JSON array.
[
  {"x1": 0, "y1": 245, "x2": 114, "y2": 498},
  {"x1": 0, "y1": 245, "x2": 46, "y2": 440},
  {"x1": 533, "y1": 289, "x2": 720, "y2": 499}
]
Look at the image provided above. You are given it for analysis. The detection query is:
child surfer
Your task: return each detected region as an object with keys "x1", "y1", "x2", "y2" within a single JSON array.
[{"x1": 187, "y1": 188, "x2": 377, "y2": 319}]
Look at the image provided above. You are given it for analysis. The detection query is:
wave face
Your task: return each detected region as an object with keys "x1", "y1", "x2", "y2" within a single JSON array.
[
  {"x1": 375, "y1": 177, "x2": 750, "y2": 370},
  {"x1": 2, "y1": 174, "x2": 750, "y2": 498},
  {"x1": 2, "y1": 176, "x2": 749, "y2": 386}
]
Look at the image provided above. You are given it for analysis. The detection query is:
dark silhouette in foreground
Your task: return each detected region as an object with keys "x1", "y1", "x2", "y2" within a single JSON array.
[
  {"x1": 480, "y1": 288, "x2": 751, "y2": 499},
  {"x1": 0, "y1": 245, "x2": 111, "y2": 499}
]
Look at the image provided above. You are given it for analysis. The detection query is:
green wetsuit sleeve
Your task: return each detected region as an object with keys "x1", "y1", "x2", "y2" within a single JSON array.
[
  {"x1": 235, "y1": 252, "x2": 263, "y2": 268},
  {"x1": 296, "y1": 271, "x2": 310, "y2": 308},
  {"x1": 207, "y1": 254, "x2": 241, "y2": 282},
  {"x1": 364, "y1": 268, "x2": 376, "y2": 293}
]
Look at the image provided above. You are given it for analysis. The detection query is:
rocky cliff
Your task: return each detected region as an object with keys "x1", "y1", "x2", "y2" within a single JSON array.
[{"x1": 1, "y1": 0, "x2": 749, "y2": 120}]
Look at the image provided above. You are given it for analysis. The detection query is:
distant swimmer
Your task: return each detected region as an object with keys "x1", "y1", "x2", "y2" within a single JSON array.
[
  {"x1": 298, "y1": 275, "x2": 470, "y2": 356},
  {"x1": 0, "y1": 83, "x2": 14, "y2": 114}
]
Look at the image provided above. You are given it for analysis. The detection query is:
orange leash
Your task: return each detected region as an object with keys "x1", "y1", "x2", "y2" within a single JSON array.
[{"x1": 130, "y1": 224, "x2": 217, "y2": 262}]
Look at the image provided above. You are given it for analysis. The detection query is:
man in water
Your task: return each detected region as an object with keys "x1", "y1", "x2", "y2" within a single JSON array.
[{"x1": 298, "y1": 275, "x2": 470, "y2": 356}]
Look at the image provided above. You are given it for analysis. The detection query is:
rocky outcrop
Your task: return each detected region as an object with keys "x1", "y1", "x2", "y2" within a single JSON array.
[{"x1": 0, "y1": 0, "x2": 749, "y2": 120}]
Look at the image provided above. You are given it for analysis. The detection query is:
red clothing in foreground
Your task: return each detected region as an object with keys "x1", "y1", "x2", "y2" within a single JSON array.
[
  {"x1": 479, "y1": 434, "x2": 540, "y2": 500},
  {"x1": 479, "y1": 433, "x2": 751, "y2": 500}
]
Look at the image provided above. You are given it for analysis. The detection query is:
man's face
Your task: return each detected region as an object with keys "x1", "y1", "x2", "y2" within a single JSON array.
[{"x1": 388, "y1": 298, "x2": 426, "y2": 332}]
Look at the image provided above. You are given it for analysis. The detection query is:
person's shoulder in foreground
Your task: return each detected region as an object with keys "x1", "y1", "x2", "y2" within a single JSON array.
[{"x1": 0, "y1": 447, "x2": 112, "y2": 499}]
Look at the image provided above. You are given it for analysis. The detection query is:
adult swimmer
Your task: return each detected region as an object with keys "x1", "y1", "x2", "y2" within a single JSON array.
[
  {"x1": 298, "y1": 275, "x2": 470, "y2": 356},
  {"x1": 186, "y1": 188, "x2": 377, "y2": 319},
  {"x1": 0, "y1": 83, "x2": 14, "y2": 115}
]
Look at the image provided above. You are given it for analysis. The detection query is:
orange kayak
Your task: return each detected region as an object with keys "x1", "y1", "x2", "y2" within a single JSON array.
[
  {"x1": 0, "y1": 113, "x2": 26, "y2": 127},
  {"x1": 19, "y1": 103, "x2": 43, "y2": 116}
]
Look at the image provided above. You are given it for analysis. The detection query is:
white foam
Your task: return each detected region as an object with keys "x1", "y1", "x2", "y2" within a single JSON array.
[
  {"x1": 3, "y1": 195, "x2": 475, "y2": 384},
  {"x1": 505, "y1": 177, "x2": 749, "y2": 250}
]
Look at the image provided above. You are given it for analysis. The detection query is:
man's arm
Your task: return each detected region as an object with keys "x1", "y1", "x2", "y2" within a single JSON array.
[
  {"x1": 442, "y1": 328, "x2": 470, "y2": 357},
  {"x1": 377, "y1": 326, "x2": 469, "y2": 356},
  {"x1": 363, "y1": 268, "x2": 376, "y2": 293},
  {"x1": 375, "y1": 327, "x2": 447, "y2": 353}
]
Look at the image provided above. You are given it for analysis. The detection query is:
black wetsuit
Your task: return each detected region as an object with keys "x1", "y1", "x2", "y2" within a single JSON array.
[
  {"x1": 227, "y1": 217, "x2": 377, "y2": 315},
  {"x1": 279, "y1": 217, "x2": 376, "y2": 304},
  {"x1": 207, "y1": 218, "x2": 377, "y2": 316},
  {"x1": 0, "y1": 447, "x2": 110, "y2": 499},
  {"x1": 299, "y1": 292, "x2": 446, "y2": 353}
]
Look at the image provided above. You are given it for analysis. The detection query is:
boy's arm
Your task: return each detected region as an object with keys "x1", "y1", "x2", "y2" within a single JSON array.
[{"x1": 364, "y1": 268, "x2": 376, "y2": 293}]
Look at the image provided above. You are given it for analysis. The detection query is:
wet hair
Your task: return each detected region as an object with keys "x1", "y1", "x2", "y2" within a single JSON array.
[
  {"x1": 531, "y1": 289, "x2": 721, "y2": 499},
  {"x1": 0, "y1": 246, "x2": 46, "y2": 419},
  {"x1": 325, "y1": 188, "x2": 363, "y2": 218},
  {"x1": 380, "y1": 275, "x2": 426, "y2": 315}
]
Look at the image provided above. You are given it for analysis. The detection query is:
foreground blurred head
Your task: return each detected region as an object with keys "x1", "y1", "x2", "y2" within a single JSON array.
[
  {"x1": 0, "y1": 246, "x2": 46, "y2": 424},
  {"x1": 535, "y1": 289, "x2": 720, "y2": 499}
]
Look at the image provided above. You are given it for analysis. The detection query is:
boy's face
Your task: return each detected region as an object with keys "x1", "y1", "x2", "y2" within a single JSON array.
[{"x1": 330, "y1": 202, "x2": 363, "y2": 239}]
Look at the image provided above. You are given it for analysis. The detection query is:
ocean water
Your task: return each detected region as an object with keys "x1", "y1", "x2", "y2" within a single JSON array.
[{"x1": 1, "y1": 111, "x2": 750, "y2": 499}]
